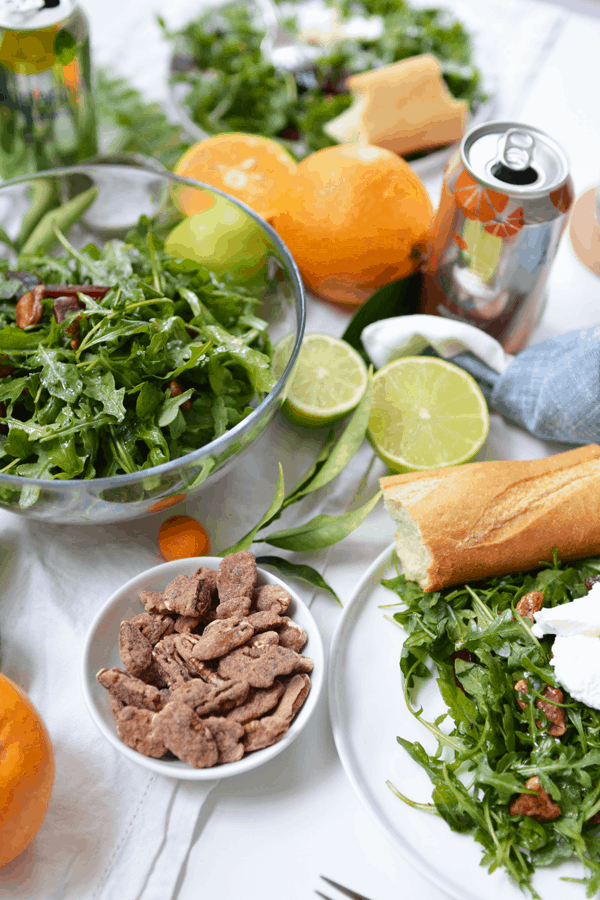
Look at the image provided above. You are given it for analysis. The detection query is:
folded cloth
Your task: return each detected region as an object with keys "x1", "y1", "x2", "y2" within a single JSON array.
[{"x1": 361, "y1": 315, "x2": 600, "y2": 446}]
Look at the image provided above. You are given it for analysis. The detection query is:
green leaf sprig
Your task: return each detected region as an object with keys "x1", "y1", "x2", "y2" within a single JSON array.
[
  {"x1": 219, "y1": 373, "x2": 380, "y2": 604},
  {"x1": 383, "y1": 554, "x2": 600, "y2": 897}
]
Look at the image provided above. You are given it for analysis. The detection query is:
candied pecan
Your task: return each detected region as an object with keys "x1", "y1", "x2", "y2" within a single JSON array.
[
  {"x1": 119, "y1": 621, "x2": 153, "y2": 678},
  {"x1": 163, "y1": 571, "x2": 208, "y2": 617},
  {"x1": 203, "y1": 716, "x2": 244, "y2": 764},
  {"x1": 140, "y1": 590, "x2": 170, "y2": 614},
  {"x1": 254, "y1": 584, "x2": 292, "y2": 615},
  {"x1": 215, "y1": 595, "x2": 252, "y2": 619},
  {"x1": 243, "y1": 674, "x2": 310, "y2": 752},
  {"x1": 108, "y1": 690, "x2": 125, "y2": 717},
  {"x1": 152, "y1": 634, "x2": 193, "y2": 688},
  {"x1": 169, "y1": 379, "x2": 191, "y2": 411},
  {"x1": 217, "y1": 551, "x2": 258, "y2": 603},
  {"x1": 585, "y1": 575, "x2": 600, "y2": 591},
  {"x1": 514, "y1": 679, "x2": 529, "y2": 711},
  {"x1": 244, "y1": 610, "x2": 283, "y2": 632},
  {"x1": 52, "y1": 295, "x2": 84, "y2": 323},
  {"x1": 226, "y1": 682, "x2": 286, "y2": 724},
  {"x1": 190, "y1": 617, "x2": 254, "y2": 660},
  {"x1": 538, "y1": 685, "x2": 567, "y2": 737},
  {"x1": 194, "y1": 567, "x2": 219, "y2": 618},
  {"x1": 174, "y1": 614, "x2": 200, "y2": 633},
  {"x1": 185, "y1": 658, "x2": 227, "y2": 686},
  {"x1": 129, "y1": 612, "x2": 175, "y2": 646},
  {"x1": 170, "y1": 678, "x2": 249, "y2": 716},
  {"x1": 510, "y1": 776, "x2": 561, "y2": 821},
  {"x1": 246, "y1": 631, "x2": 279, "y2": 651},
  {"x1": 96, "y1": 667, "x2": 164, "y2": 712},
  {"x1": 277, "y1": 618, "x2": 307, "y2": 653},
  {"x1": 514, "y1": 681, "x2": 567, "y2": 736},
  {"x1": 15, "y1": 284, "x2": 44, "y2": 329},
  {"x1": 218, "y1": 642, "x2": 313, "y2": 688},
  {"x1": 152, "y1": 701, "x2": 218, "y2": 768},
  {"x1": 588, "y1": 810, "x2": 600, "y2": 824},
  {"x1": 516, "y1": 591, "x2": 545, "y2": 621},
  {"x1": 114, "y1": 706, "x2": 167, "y2": 758}
]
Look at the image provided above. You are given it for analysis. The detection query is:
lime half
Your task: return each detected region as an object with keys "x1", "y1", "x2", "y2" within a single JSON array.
[
  {"x1": 368, "y1": 356, "x2": 489, "y2": 472},
  {"x1": 273, "y1": 333, "x2": 368, "y2": 427}
]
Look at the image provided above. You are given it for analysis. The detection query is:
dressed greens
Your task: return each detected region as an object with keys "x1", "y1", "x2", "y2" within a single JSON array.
[
  {"x1": 0, "y1": 222, "x2": 275, "y2": 483},
  {"x1": 383, "y1": 554, "x2": 600, "y2": 898},
  {"x1": 162, "y1": 0, "x2": 485, "y2": 159}
]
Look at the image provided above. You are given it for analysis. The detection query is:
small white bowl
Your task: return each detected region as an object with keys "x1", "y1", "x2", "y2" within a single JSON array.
[{"x1": 81, "y1": 557, "x2": 324, "y2": 780}]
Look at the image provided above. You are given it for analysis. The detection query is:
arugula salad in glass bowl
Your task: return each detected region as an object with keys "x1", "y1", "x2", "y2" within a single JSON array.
[
  {"x1": 0, "y1": 158, "x2": 304, "y2": 523},
  {"x1": 163, "y1": 0, "x2": 495, "y2": 170}
]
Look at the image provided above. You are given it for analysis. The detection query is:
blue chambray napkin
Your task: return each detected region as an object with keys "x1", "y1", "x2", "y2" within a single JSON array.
[{"x1": 361, "y1": 314, "x2": 600, "y2": 446}]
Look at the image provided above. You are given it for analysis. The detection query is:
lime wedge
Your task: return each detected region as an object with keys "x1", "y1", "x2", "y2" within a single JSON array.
[
  {"x1": 367, "y1": 356, "x2": 489, "y2": 472},
  {"x1": 273, "y1": 333, "x2": 368, "y2": 427}
]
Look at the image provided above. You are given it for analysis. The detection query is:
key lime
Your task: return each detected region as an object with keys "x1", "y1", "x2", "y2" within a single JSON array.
[
  {"x1": 367, "y1": 356, "x2": 489, "y2": 472},
  {"x1": 164, "y1": 193, "x2": 269, "y2": 286},
  {"x1": 272, "y1": 333, "x2": 368, "y2": 427}
]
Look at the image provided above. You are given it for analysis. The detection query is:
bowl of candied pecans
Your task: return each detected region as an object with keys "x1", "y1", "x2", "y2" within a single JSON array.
[{"x1": 81, "y1": 550, "x2": 324, "y2": 779}]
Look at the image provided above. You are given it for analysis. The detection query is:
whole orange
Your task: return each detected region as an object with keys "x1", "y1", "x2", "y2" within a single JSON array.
[
  {"x1": 271, "y1": 143, "x2": 433, "y2": 307},
  {"x1": 0, "y1": 674, "x2": 54, "y2": 867}
]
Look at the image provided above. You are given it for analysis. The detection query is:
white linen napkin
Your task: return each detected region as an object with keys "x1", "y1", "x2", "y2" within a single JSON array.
[
  {"x1": 0, "y1": 512, "x2": 218, "y2": 900},
  {"x1": 361, "y1": 314, "x2": 514, "y2": 373}
]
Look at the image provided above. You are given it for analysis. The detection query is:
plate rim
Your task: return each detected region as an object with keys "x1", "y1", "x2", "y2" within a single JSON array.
[{"x1": 327, "y1": 542, "x2": 483, "y2": 900}]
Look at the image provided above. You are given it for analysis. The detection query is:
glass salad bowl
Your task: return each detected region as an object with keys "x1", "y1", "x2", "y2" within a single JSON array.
[{"x1": 0, "y1": 157, "x2": 305, "y2": 523}]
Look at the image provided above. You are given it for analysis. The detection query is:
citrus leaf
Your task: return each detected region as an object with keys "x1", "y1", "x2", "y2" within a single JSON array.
[
  {"x1": 255, "y1": 555, "x2": 341, "y2": 605},
  {"x1": 289, "y1": 369, "x2": 372, "y2": 501},
  {"x1": 262, "y1": 489, "x2": 382, "y2": 552},
  {"x1": 219, "y1": 463, "x2": 285, "y2": 556}
]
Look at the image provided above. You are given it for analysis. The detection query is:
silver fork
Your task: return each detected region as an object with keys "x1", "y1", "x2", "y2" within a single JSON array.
[
  {"x1": 253, "y1": 0, "x2": 321, "y2": 72},
  {"x1": 315, "y1": 875, "x2": 375, "y2": 900}
]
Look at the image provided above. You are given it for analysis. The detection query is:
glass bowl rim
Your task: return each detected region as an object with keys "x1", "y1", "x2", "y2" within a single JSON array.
[{"x1": 0, "y1": 160, "x2": 306, "y2": 489}]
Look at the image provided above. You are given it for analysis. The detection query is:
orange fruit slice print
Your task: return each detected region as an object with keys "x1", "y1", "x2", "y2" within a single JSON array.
[
  {"x1": 550, "y1": 182, "x2": 574, "y2": 214},
  {"x1": 483, "y1": 206, "x2": 524, "y2": 239},
  {"x1": 454, "y1": 169, "x2": 509, "y2": 222},
  {"x1": 452, "y1": 231, "x2": 468, "y2": 251}
]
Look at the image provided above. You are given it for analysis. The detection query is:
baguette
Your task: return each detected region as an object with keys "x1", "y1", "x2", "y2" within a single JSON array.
[{"x1": 380, "y1": 444, "x2": 600, "y2": 592}]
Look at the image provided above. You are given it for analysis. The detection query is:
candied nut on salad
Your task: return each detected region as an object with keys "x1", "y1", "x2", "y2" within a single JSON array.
[{"x1": 96, "y1": 552, "x2": 313, "y2": 768}]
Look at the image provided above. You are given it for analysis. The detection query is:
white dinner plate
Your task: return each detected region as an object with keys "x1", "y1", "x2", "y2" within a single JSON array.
[{"x1": 328, "y1": 544, "x2": 591, "y2": 900}]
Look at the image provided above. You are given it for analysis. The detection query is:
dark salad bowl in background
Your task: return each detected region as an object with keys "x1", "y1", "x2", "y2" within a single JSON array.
[{"x1": 0, "y1": 158, "x2": 305, "y2": 523}]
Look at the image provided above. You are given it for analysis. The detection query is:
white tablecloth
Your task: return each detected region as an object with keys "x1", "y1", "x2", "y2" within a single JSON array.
[{"x1": 2, "y1": 1, "x2": 600, "y2": 898}]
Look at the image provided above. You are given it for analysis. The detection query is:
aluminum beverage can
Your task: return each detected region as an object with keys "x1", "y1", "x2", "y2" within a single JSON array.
[
  {"x1": 0, "y1": 0, "x2": 96, "y2": 178},
  {"x1": 420, "y1": 121, "x2": 574, "y2": 353}
]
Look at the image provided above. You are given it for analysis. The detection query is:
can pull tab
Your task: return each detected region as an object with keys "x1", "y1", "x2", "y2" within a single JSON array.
[
  {"x1": 492, "y1": 129, "x2": 538, "y2": 186},
  {"x1": 502, "y1": 129, "x2": 535, "y2": 170}
]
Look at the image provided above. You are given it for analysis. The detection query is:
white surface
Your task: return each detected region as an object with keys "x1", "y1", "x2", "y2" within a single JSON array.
[
  {"x1": 1, "y1": 0, "x2": 600, "y2": 899},
  {"x1": 328, "y1": 545, "x2": 592, "y2": 900},
  {"x1": 82, "y1": 557, "x2": 324, "y2": 780}
]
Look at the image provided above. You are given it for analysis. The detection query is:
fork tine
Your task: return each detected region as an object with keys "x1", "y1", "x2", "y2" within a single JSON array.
[{"x1": 320, "y1": 875, "x2": 374, "y2": 900}]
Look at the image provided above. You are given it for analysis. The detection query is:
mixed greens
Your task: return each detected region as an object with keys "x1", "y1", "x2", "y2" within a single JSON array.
[
  {"x1": 0, "y1": 220, "x2": 275, "y2": 485},
  {"x1": 162, "y1": 0, "x2": 485, "y2": 159},
  {"x1": 383, "y1": 554, "x2": 600, "y2": 898}
]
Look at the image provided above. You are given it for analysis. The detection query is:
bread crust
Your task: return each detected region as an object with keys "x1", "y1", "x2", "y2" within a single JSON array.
[{"x1": 380, "y1": 444, "x2": 600, "y2": 591}]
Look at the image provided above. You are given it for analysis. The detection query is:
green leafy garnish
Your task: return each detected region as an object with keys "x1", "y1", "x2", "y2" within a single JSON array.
[{"x1": 383, "y1": 555, "x2": 600, "y2": 897}]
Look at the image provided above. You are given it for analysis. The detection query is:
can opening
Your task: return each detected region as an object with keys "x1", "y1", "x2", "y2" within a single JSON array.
[{"x1": 491, "y1": 162, "x2": 538, "y2": 186}]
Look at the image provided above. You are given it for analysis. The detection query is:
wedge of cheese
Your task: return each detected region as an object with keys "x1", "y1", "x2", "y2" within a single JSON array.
[{"x1": 324, "y1": 54, "x2": 468, "y2": 157}]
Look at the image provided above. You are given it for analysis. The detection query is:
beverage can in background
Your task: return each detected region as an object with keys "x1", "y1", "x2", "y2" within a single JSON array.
[
  {"x1": 420, "y1": 121, "x2": 573, "y2": 353},
  {"x1": 0, "y1": 0, "x2": 96, "y2": 178}
]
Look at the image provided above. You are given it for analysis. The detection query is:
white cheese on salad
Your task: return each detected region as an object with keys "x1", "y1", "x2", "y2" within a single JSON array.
[
  {"x1": 532, "y1": 581, "x2": 600, "y2": 710},
  {"x1": 532, "y1": 582, "x2": 600, "y2": 637}
]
